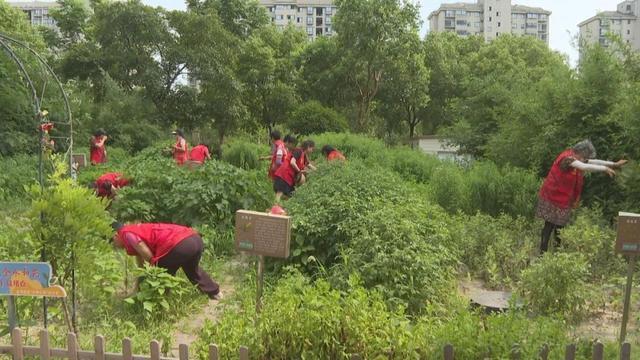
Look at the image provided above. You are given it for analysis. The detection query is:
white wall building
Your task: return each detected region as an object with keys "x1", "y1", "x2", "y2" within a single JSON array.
[
  {"x1": 579, "y1": 0, "x2": 640, "y2": 50},
  {"x1": 258, "y1": 0, "x2": 336, "y2": 40},
  {"x1": 8, "y1": 1, "x2": 59, "y2": 29}
]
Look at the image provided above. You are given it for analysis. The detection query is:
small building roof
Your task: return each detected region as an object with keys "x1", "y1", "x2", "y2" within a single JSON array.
[
  {"x1": 428, "y1": 3, "x2": 482, "y2": 20},
  {"x1": 7, "y1": 1, "x2": 60, "y2": 9},
  {"x1": 578, "y1": 11, "x2": 637, "y2": 27},
  {"x1": 511, "y1": 4, "x2": 551, "y2": 15}
]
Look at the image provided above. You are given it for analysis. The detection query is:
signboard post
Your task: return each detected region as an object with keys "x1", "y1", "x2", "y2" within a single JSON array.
[
  {"x1": 0, "y1": 262, "x2": 67, "y2": 332},
  {"x1": 235, "y1": 210, "x2": 291, "y2": 313},
  {"x1": 616, "y1": 212, "x2": 640, "y2": 344}
]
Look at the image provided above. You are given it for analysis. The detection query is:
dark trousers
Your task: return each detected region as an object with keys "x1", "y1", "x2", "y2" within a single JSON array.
[
  {"x1": 540, "y1": 221, "x2": 564, "y2": 253},
  {"x1": 157, "y1": 235, "x2": 220, "y2": 298}
]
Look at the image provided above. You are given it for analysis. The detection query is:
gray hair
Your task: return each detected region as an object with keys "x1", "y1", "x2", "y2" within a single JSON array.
[{"x1": 572, "y1": 139, "x2": 596, "y2": 159}]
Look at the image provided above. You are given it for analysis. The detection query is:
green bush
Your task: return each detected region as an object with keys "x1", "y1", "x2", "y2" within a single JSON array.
[
  {"x1": 195, "y1": 271, "x2": 422, "y2": 359},
  {"x1": 560, "y1": 207, "x2": 624, "y2": 282},
  {"x1": 519, "y1": 252, "x2": 590, "y2": 321},
  {"x1": 221, "y1": 140, "x2": 269, "y2": 170},
  {"x1": 308, "y1": 133, "x2": 387, "y2": 164},
  {"x1": 449, "y1": 213, "x2": 538, "y2": 288},
  {"x1": 288, "y1": 101, "x2": 349, "y2": 135},
  {"x1": 428, "y1": 163, "x2": 468, "y2": 213},
  {"x1": 386, "y1": 147, "x2": 441, "y2": 183},
  {"x1": 0, "y1": 154, "x2": 38, "y2": 202},
  {"x1": 336, "y1": 199, "x2": 458, "y2": 314},
  {"x1": 112, "y1": 155, "x2": 270, "y2": 228}
]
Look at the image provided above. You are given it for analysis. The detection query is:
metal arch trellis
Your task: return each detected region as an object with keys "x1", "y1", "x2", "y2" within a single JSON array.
[{"x1": 0, "y1": 32, "x2": 77, "y2": 332}]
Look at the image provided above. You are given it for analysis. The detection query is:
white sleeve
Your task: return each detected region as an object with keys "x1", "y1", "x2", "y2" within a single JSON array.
[
  {"x1": 570, "y1": 160, "x2": 609, "y2": 172},
  {"x1": 588, "y1": 159, "x2": 615, "y2": 166}
]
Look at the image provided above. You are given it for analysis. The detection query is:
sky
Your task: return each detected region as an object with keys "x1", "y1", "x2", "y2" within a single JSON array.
[{"x1": 137, "y1": 0, "x2": 622, "y2": 64}]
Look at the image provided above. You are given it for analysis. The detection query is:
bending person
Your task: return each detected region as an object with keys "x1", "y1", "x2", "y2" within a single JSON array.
[
  {"x1": 112, "y1": 222, "x2": 221, "y2": 300},
  {"x1": 321, "y1": 145, "x2": 346, "y2": 161},
  {"x1": 273, "y1": 139, "x2": 315, "y2": 202},
  {"x1": 536, "y1": 140, "x2": 626, "y2": 253}
]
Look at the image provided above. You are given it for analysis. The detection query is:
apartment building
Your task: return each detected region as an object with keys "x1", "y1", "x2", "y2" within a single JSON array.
[
  {"x1": 8, "y1": 1, "x2": 59, "y2": 29},
  {"x1": 258, "y1": 0, "x2": 336, "y2": 39},
  {"x1": 578, "y1": 0, "x2": 640, "y2": 50},
  {"x1": 428, "y1": 0, "x2": 550, "y2": 44}
]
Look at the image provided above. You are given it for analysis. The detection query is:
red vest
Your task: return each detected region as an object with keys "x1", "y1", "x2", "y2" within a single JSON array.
[
  {"x1": 173, "y1": 138, "x2": 189, "y2": 165},
  {"x1": 327, "y1": 150, "x2": 346, "y2": 161},
  {"x1": 96, "y1": 172, "x2": 128, "y2": 197},
  {"x1": 117, "y1": 223, "x2": 196, "y2": 264},
  {"x1": 190, "y1": 145, "x2": 210, "y2": 163},
  {"x1": 269, "y1": 140, "x2": 288, "y2": 179},
  {"x1": 274, "y1": 149, "x2": 306, "y2": 186},
  {"x1": 539, "y1": 149, "x2": 584, "y2": 209},
  {"x1": 90, "y1": 136, "x2": 107, "y2": 165}
]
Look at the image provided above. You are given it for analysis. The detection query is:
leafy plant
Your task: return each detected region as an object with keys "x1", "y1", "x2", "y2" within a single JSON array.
[
  {"x1": 221, "y1": 140, "x2": 268, "y2": 170},
  {"x1": 124, "y1": 264, "x2": 192, "y2": 320},
  {"x1": 288, "y1": 101, "x2": 349, "y2": 135}
]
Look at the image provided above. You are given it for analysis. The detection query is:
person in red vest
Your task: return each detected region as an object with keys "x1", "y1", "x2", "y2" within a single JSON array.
[
  {"x1": 273, "y1": 139, "x2": 316, "y2": 202},
  {"x1": 90, "y1": 129, "x2": 108, "y2": 165},
  {"x1": 172, "y1": 129, "x2": 189, "y2": 166},
  {"x1": 189, "y1": 143, "x2": 211, "y2": 165},
  {"x1": 266, "y1": 131, "x2": 289, "y2": 180},
  {"x1": 536, "y1": 140, "x2": 627, "y2": 253},
  {"x1": 321, "y1": 145, "x2": 346, "y2": 161},
  {"x1": 111, "y1": 222, "x2": 221, "y2": 300},
  {"x1": 94, "y1": 172, "x2": 130, "y2": 199}
]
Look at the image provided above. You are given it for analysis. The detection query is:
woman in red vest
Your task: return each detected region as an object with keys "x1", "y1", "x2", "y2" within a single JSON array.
[
  {"x1": 321, "y1": 145, "x2": 346, "y2": 161},
  {"x1": 273, "y1": 139, "x2": 315, "y2": 202},
  {"x1": 172, "y1": 129, "x2": 189, "y2": 166},
  {"x1": 112, "y1": 222, "x2": 221, "y2": 299},
  {"x1": 90, "y1": 129, "x2": 108, "y2": 165},
  {"x1": 94, "y1": 172, "x2": 130, "y2": 199},
  {"x1": 537, "y1": 140, "x2": 626, "y2": 253},
  {"x1": 268, "y1": 131, "x2": 288, "y2": 180},
  {"x1": 189, "y1": 143, "x2": 211, "y2": 165}
]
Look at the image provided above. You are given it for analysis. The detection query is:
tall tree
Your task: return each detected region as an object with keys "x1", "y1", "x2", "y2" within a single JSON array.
[{"x1": 333, "y1": 0, "x2": 419, "y2": 132}]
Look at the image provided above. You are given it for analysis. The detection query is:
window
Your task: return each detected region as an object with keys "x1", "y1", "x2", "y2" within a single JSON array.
[
  {"x1": 326, "y1": 26, "x2": 332, "y2": 34},
  {"x1": 316, "y1": 7, "x2": 323, "y2": 16},
  {"x1": 538, "y1": 24, "x2": 547, "y2": 31},
  {"x1": 469, "y1": 12, "x2": 480, "y2": 17},
  {"x1": 456, "y1": 19, "x2": 467, "y2": 26},
  {"x1": 489, "y1": 6, "x2": 492, "y2": 11},
  {"x1": 496, "y1": 11, "x2": 499, "y2": 16},
  {"x1": 297, "y1": 17, "x2": 301, "y2": 23},
  {"x1": 326, "y1": 7, "x2": 332, "y2": 15},
  {"x1": 307, "y1": 16, "x2": 313, "y2": 25},
  {"x1": 629, "y1": 20, "x2": 633, "y2": 24},
  {"x1": 445, "y1": 19, "x2": 455, "y2": 28},
  {"x1": 276, "y1": 15, "x2": 283, "y2": 20},
  {"x1": 326, "y1": 17, "x2": 332, "y2": 25},
  {"x1": 498, "y1": 22, "x2": 501, "y2": 27},
  {"x1": 316, "y1": 27, "x2": 323, "y2": 35},
  {"x1": 456, "y1": 10, "x2": 466, "y2": 15},
  {"x1": 628, "y1": 29, "x2": 631, "y2": 34},
  {"x1": 628, "y1": 4, "x2": 632, "y2": 11},
  {"x1": 539, "y1": 34, "x2": 547, "y2": 41},
  {"x1": 307, "y1": 7, "x2": 313, "y2": 15},
  {"x1": 456, "y1": 30, "x2": 469, "y2": 35},
  {"x1": 539, "y1": 14, "x2": 547, "y2": 20},
  {"x1": 287, "y1": 15, "x2": 291, "y2": 20},
  {"x1": 316, "y1": 17, "x2": 323, "y2": 26},
  {"x1": 307, "y1": 26, "x2": 314, "y2": 35},
  {"x1": 527, "y1": 23, "x2": 538, "y2": 29},
  {"x1": 527, "y1": 13, "x2": 537, "y2": 19},
  {"x1": 445, "y1": 10, "x2": 455, "y2": 17},
  {"x1": 268, "y1": 6, "x2": 273, "y2": 12},
  {"x1": 512, "y1": 22, "x2": 517, "y2": 29},
  {"x1": 496, "y1": 32, "x2": 499, "y2": 37},
  {"x1": 489, "y1": 16, "x2": 492, "y2": 21}
]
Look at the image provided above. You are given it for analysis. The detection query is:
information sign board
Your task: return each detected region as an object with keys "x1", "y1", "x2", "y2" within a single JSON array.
[
  {"x1": 0, "y1": 262, "x2": 66, "y2": 298},
  {"x1": 235, "y1": 210, "x2": 291, "y2": 258},
  {"x1": 616, "y1": 212, "x2": 640, "y2": 254}
]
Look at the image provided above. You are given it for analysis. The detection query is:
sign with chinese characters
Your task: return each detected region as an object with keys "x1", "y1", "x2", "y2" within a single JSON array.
[
  {"x1": 72, "y1": 154, "x2": 87, "y2": 169},
  {"x1": 616, "y1": 212, "x2": 640, "y2": 255},
  {"x1": 0, "y1": 262, "x2": 66, "y2": 298},
  {"x1": 235, "y1": 210, "x2": 291, "y2": 258}
]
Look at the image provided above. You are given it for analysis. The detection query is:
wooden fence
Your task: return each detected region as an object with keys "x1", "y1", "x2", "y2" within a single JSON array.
[{"x1": 0, "y1": 329, "x2": 634, "y2": 359}]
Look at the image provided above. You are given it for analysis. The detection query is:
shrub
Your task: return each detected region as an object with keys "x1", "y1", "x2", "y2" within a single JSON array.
[
  {"x1": 112, "y1": 155, "x2": 270, "y2": 228},
  {"x1": 428, "y1": 163, "x2": 468, "y2": 213},
  {"x1": 0, "y1": 154, "x2": 38, "y2": 202},
  {"x1": 285, "y1": 162, "x2": 411, "y2": 269},
  {"x1": 195, "y1": 271, "x2": 422, "y2": 359},
  {"x1": 308, "y1": 133, "x2": 387, "y2": 164},
  {"x1": 519, "y1": 252, "x2": 590, "y2": 321},
  {"x1": 560, "y1": 207, "x2": 624, "y2": 282},
  {"x1": 386, "y1": 147, "x2": 441, "y2": 183},
  {"x1": 221, "y1": 140, "x2": 269, "y2": 170},
  {"x1": 288, "y1": 101, "x2": 348, "y2": 135},
  {"x1": 336, "y1": 199, "x2": 458, "y2": 314},
  {"x1": 449, "y1": 213, "x2": 538, "y2": 288}
]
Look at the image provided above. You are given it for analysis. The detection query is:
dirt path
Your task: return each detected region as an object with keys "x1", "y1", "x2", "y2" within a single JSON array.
[{"x1": 169, "y1": 257, "x2": 247, "y2": 355}]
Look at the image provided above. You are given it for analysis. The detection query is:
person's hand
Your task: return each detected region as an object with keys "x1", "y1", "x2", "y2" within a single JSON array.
[
  {"x1": 615, "y1": 159, "x2": 628, "y2": 168},
  {"x1": 605, "y1": 167, "x2": 616, "y2": 177}
]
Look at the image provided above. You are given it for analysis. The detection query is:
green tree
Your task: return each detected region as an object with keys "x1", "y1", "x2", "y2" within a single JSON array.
[
  {"x1": 288, "y1": 100, "x2": 348, "y2": 135},
  {"x1": 50, "y1": 0, "x2": 90, "y2": 44},
  {"x1": 334, "y1": 0, "x2": 420, "y2": 132},
  {"x1": 194, "y1": 0, "x2": 268, "y2": 38}
]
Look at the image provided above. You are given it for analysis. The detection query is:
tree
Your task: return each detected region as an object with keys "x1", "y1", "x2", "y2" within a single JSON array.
[
  {"x1": 194, "y1": 0, "x2": 268, "y2": 38},
  {"x1": 288, "y1": 101, "x2": 349, "y2": 135},
  {"x1": 50, "y1": 0, "x2": 90, "y2": 44},
  {"x1": 378, "y1": 34, "x2": 429, "y2": 139},
  {"x1": 334, "y1": 0, "x2": 419, "y2": 132},
  {"x1": 238, "y1": 26, "x2": 305, "y2": 134}
]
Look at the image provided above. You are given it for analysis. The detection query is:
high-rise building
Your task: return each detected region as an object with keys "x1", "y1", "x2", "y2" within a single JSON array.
[
  {"x1": 579, "y1": 0, "x2": 640, "y2": 50},
  {"x1": 428, "y1": 0, "x2": 550, "y2": 44},
  {"x1": 8, "y1": 1, "x2": 59, "y2": 29},
  {"x1": 258, "y1": 0, "x2": 336, "y2": 40}
]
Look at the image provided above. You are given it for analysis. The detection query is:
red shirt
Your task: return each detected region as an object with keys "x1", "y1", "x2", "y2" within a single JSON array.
[
  {"x1": 96, "y1": 172, "x2": 129, "y2": 198},
  {"x1": 90, "y1": 136, "x2": 107, "y2": 165},
  {"x1": 269, "y1": 140, "x2": 288, "y2": 179},
  {"x1": 274, "y1": 148, "x2": 306, "y2": 186},
  {"x1": 173, "y1": 137, "x2": 189, "y2": 165},
  {"x1": 117, "y1": 223, "x2": 196, "y2": 264},
  {"x1": 539, "y1": 149, "x2": 584, "y2": 209},
  {"x1": 327, "y1": 150, "x2": 346, "y2": 161},
  {"x1": 190, "y1": 145, "x2": 210, "y2": 164}
]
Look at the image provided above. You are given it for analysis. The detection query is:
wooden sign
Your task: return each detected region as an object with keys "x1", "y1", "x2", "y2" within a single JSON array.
[
  {"x1": 616, "y1": 212, "x2": 640, "y2": 254},
  {"x1": 0, "y1": 262, "x2": 66, "y2": 298},
  {"x1": 235, "y1": 210, "x2": 291, "y2": 258}
]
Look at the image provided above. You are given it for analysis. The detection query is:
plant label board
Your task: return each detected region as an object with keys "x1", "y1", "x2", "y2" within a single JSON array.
[
  {"x1": 72, "y1": 154, "x2": 86, "y2": 169},
  {"x1": 0, "y1": 262, "x2": 66, "y2": 298},
  {"x1": 235, "y1": 210, "x2": 291, "y2": 258},
  {"x1": 616, "y1": 212, "x2": 640, "y2": 254}
]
